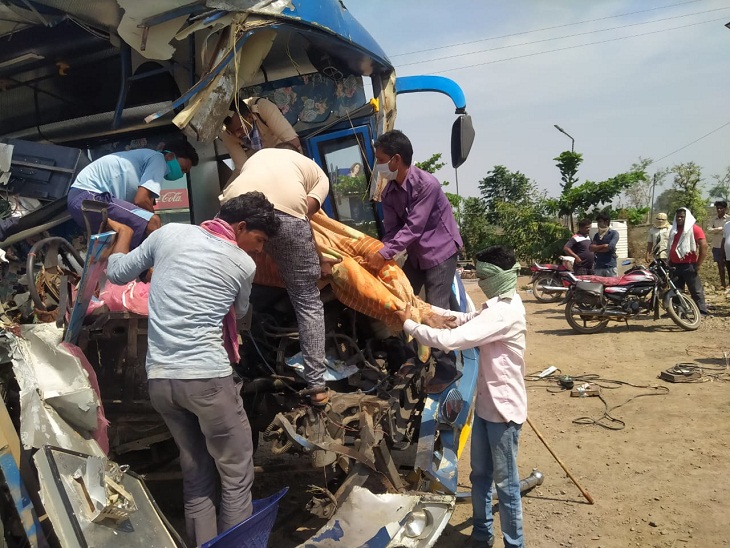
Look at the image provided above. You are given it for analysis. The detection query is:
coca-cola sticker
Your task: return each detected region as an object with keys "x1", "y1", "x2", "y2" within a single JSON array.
[{"x1": 155, "y1": 189, "x2": 189, "y2": 210}]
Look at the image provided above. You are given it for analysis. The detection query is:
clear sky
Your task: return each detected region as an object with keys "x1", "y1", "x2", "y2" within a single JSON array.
[{"x1": 346, "y1": 0, "x2": 730, "y2": 201}]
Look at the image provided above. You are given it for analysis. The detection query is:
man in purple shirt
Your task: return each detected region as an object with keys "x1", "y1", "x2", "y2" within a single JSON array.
[{"x1": 365, "y1": 130, "x2": 464, "y2": 393}]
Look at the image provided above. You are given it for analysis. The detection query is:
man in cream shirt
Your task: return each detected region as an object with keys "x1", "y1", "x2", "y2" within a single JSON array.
[{"x1": 220, "y1": 145, "x2": 332, "y2": 403}]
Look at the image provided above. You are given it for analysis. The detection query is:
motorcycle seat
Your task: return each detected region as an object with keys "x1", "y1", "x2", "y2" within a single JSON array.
[{"x1": 576, "y1": 275, "x2": 623, "y2": 285}]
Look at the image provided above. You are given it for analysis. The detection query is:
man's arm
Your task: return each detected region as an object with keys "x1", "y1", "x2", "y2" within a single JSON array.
[
  {"x1": 233, "y1": 270, "x2": 254, "y2": 318},
  {"x1": 402, "y1": 306, "x2": 512, "y2": 353},
  {"x1": 133, "y1": 186, "x2": 157, "y2": 213},
  {"x1": 106, "y1": 220, "x2": 158, "y2": 284},
  {"x1": 379, "y1": 181, "x2": 441, "y2": 260},
  {"x1": 696, "y1": 237, "x2": 707, "y2": 269},
  {"x1": 219, "y1": 130, "x2": 250, "y2": 172},
  {"x1": 563, "y1": 239, "x2": 581, "y2": 263}
]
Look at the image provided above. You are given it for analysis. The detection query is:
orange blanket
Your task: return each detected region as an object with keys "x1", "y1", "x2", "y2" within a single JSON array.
[{"x1": 252, "y1": 211, "x2": 434, "y2": 333}]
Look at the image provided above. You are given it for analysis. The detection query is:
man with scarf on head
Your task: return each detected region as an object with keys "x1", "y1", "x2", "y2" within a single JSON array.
[
  {"x1": 646, "y1": 212, "x2": 671, "y2": 262},
  {"x1": 668, "y1": 207, "x2": 709, "y2": 315},
  {"x1": 105, "y1": 192, "x2": 280, "y2": 546},
  {"x1": 590, "y1": 212, "x2": 619, "y2": 277},
  {"x1": 395, "y1": 245, "x2": 527, "y2": 548},
  {"x1": 67, "y1": 141, "x2": 199, "y2": 249}
]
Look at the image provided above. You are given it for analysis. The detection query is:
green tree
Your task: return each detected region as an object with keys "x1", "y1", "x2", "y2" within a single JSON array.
[
  {"x1": 459, "y1": 197, "x2": 490, "y2": 257},
  {"x1": 554, "y1": 151, "x2": 583, "y2": 193},
  {"x1": 708, "y1": 166, "x2": 730, "y2": 201},
  {"x1": 415, "y1": 153, "x2": 446, "y2": 174},
  {"x1": 478, "y1": 166, "x2": 536, "y2": 223},
  {"x1": 668, "y1": 162, "x2": 707, "y2": 222},
  {"x1": 653, "y1": 188, "x2": 679, "y2": 215}
]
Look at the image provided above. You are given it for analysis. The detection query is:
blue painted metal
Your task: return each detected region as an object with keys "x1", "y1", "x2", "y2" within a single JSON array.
[
  {"x1": 0, "y1": 449, "x2": 46, "y2": 547},
  {"x1": 305, "y1": 122, "x2": 380, "y2": 231},
  {"x1": 264, "y1": 0, "x2": 391, "y2": 69},
  {"x1": 64, "y1": 231, "x2": 116, "y2": 345},
  {"x1": 414, "y1": 276, "x2": 479, "y2": 494},
  {"x1": 395, "y1": 75, "x2": 467, "y2": 113}
]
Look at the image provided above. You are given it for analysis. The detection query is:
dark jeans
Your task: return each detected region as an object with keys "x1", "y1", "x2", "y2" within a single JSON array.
[
  {"x1": 670, "y1": 262, "x2": 708, "y2": 314},
  {"x1": 403, "y1": 252, "x2": 459, "y2": 379},
  {"x1": 149, "y1": 375, "x2": 255, "y2": 546}
]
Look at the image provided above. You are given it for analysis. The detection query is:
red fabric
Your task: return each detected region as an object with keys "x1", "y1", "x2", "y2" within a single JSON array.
[
  {"x1": 669, "y1": 224, "x2": 705, "y2": 264},
  {"x1": 200, "y1": 219, "x2": 241, "y2": 364},
  {"x1": 99, "y1": 281, "x2": 149, "y2": 315}
]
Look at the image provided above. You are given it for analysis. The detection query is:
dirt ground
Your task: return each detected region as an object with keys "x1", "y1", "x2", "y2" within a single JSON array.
[
  {"x1": 147, "y1": 274, "x2": 730, "y2": 548},
  {"x1": 434, "y1": 277, "x2": 730, "y2": 548}
]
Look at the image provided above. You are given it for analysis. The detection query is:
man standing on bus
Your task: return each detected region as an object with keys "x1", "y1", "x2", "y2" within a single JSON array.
[{"x1": 365, "y1": 130, "x2": 464, "y2": 394}]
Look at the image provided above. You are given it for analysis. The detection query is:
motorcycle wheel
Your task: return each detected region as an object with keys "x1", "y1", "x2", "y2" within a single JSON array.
[
  {"x1": 564, "y1": 299, "x2": 610, "y2": 334},
  {"x1": 666, "y1": 292, "x2": 701, "y2": 331},
  {"x1": 533, "y1": 273, "x2": 563, "y2": 303}
]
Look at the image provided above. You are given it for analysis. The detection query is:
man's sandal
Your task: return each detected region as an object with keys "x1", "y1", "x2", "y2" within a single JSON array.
[{"x1": 310, "y1": 390, "x2": 330, "y2": 407}]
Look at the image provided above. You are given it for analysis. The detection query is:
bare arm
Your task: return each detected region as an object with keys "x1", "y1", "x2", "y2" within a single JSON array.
[
  {"x1": 134, "y1": 187, "x2": 156, "y2": 212},
  {"x1": 696, "y1": 237, "x2": 707, "y2": 269},
  {"x1": 306, "y1": 196, "x2": 321, "y2": 219}
]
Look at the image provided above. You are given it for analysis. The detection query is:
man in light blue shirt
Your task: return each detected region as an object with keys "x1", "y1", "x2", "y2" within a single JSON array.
[
  {"x1": 105, "y1": 192, "x2": 280, "y2": 546},
  {"x1": 68, "y1": 141, "x2": 198, "y2": 248}
]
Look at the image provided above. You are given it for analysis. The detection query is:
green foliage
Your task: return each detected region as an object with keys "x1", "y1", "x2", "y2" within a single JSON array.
[
  {"x1": 708, "y1": 166, "x2": 730, "y2": 201},
  {"x1": 333, "y1": 174, "x2": 367, "y2": 195},
  {"x1": 554, "y1": 151, "x2": 583, "y2": 192},
  {"x1": 668, "y1": 162, "x2": 708, "y2": 223},
  {"x1": 653, "y1": 188, "x2": 679, "y2": 216},
  {"x1": 478, "y1": 166, "x2": 536, "y2": 224},
  {"x1": 558, "y1": 171, "x2": 646, "y2": 227},
  {"x1": 459, "y1": 197, "x2": 491, "y2": 257},
  {"x1": 480, "y1": 202, "x2": 571, "y2": 262},
  {"x1": 611, "y1": 206, "x2": 650, "y2": 225},
  {"x1": 415, "y1": 153, "x2": 446, "y2": 175}
]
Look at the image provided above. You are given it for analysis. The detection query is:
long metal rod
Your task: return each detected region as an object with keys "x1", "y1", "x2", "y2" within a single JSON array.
[{"x1": 526, "y1": 416, "x2": 594, "y2": 504}]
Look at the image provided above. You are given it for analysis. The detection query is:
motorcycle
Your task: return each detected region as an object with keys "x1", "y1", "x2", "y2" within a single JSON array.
[
  {"x1": 563, "y1": 258, "x2": 701, "y2": 334},
  {"x1": 529, "y1": 260, "x2": 573, "y2": 303}
]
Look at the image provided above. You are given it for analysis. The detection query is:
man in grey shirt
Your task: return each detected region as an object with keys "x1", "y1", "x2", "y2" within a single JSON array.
[{"x1": 106, "y1": 192, "x2": 280, "y2": 546}]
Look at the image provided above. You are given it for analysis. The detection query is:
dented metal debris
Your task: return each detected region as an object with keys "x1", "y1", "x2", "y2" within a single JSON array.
[{"x1": 1, "y1": 1, "x2": 479, "y2": 546}]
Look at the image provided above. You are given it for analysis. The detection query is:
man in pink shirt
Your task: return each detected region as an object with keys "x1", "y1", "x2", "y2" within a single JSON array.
[{"x1": 395, "y1": 245, "x2": 526, "y2": 548}]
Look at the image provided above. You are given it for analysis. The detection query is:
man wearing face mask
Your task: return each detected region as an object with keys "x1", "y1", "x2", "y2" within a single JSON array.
[
  {"x1": 67, "y1": 141, "x2": 199, "y2": 248},
  {"x1": 365, "y1": 130, "x2": 464, "y2": 394},
  {"x1": 589, "y1": 212, "x2": 619, "y2": 277},
  {"x1": 394, "y1": 245, "x2": 527, "y2": 548}
]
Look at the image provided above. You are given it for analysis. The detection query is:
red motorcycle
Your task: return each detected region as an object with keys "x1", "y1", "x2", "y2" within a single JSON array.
[
  {"x1": 529, "y1": 262, "x2": 573, "y2": 303},
  {"x1": 563, "y1": 259, "x2": 701, "y2": 334}
]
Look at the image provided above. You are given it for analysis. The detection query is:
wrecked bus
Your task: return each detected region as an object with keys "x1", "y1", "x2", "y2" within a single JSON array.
[{"x1": 0, "y1": 1, "x2": 491, "y2": 546}]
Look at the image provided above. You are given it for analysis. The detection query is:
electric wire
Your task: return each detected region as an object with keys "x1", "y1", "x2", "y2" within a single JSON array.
[
  {"x1": 424, "y1": 16, "x2": 730, "y2": 75},
  {"x1": 397, "y1": 6, "x2": 730, "y2": 68},
  {"x1": 652, "y1": 121, "x2": 730, "y2": 164},
  {"x1": 390, "y1": 0, "x2": 704, "y2": 58}
]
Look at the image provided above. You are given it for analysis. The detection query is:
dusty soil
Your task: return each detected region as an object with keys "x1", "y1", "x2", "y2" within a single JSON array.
[
  {"x1": 435, "y1": 277, "x2": 730, "y2": 548},
  {"x1": 147, "y1": 275, "x2": 730, "y2": 548}
]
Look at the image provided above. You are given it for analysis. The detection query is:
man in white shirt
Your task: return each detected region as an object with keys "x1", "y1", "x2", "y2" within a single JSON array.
[
  {"x1": 395, "y1": 245, "x2": 527, "y2": 548},
  {"x1": 707, "y1": 200, "x2": 729, "y2": 288}
]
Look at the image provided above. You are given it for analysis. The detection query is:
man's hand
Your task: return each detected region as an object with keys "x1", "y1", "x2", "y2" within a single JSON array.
[
  {"x1": 423, "y1": 312, "x2": 458, "y2": 329},
  {"x1": 320, "y1": 255, "x2": 342, "y2": 278},
  {"x1": 365, "y1": 250, "x2": 386, "y2": 272},
  {"x1": 394, "y1": 304, "x2": 414, "y2": 323}
]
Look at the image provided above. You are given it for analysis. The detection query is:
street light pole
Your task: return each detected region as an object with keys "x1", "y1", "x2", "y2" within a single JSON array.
[{"x1": 554, "y1": 124, "x2": 575, "y2": 152}]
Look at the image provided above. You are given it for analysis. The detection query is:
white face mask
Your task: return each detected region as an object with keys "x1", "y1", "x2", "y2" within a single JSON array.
[{"x1": 373, "y1": 158, "x2": 397, "y2": 181}]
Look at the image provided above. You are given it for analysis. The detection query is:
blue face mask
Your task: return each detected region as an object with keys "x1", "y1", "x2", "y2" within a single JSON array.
[{"x1": 164, "y1": 154, "x2": 183, "y2": 181}]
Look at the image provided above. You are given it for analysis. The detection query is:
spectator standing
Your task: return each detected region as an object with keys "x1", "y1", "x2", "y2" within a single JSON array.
[
  {"x1": 646, "y1": 212, "x2": 671, "y2": 262},
  {"x1": 590, "y1": 213, "x2": 619, "y2": 277},
  {"x1": 706, "y1": 200, "x2": 729, "y2": 289},
  {"x1": 668, "y1": 207, "x2": 709, "y2": 315},
  {"x1": 563, "y1": 219, "x2": 594, "y2": 275}
]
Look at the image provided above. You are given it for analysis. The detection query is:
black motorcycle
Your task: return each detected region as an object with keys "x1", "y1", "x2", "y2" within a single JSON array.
[{"x1": 564, "y1": 258, "x2": 701, "y2": 334}]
